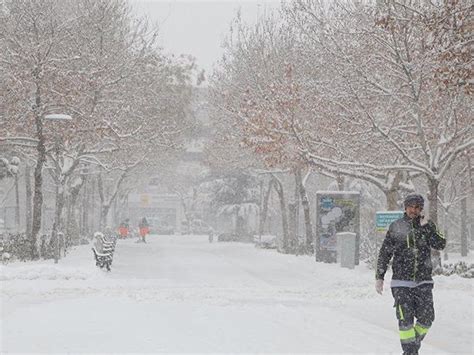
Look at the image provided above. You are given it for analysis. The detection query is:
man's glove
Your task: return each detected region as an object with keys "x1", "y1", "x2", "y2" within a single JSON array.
[
  {"x1": 427, "y1": 219, "x2": 437, "y2": 230},
  {"x1": 421, "y1": 219, "x2": 437, "y2": 234},
  {"x1": 375, "y1": 279, "x2": 384, "y2": 295}
]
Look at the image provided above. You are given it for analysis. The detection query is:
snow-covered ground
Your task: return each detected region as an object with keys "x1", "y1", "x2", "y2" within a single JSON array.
[{"x1": 1, "y1": 235, "x2": 472, "y2": 354}]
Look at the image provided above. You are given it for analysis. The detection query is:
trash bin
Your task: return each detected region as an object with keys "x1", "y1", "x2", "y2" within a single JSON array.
[{"x1": 336, "y1": 232, "x2": 356, "y2": 269}]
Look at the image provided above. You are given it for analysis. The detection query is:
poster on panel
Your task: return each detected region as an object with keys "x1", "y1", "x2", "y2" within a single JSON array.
[{"x1": 315, "y1": 191, "x2": 360, "y2": 264}]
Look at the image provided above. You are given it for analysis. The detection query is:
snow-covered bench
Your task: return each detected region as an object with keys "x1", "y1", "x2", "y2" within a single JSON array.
[{"x1": 91, "y1": 232, "x2": 117, "y2": 271}]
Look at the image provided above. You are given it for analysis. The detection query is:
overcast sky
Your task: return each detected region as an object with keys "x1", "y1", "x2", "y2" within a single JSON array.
[{"x1": 130, "y1": 0, "x2": 282, "y2": 77}]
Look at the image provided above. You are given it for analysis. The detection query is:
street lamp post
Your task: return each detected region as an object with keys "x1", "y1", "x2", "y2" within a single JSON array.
[{"x1": 45, "y1": 114, "x2": 72, "y2": 264}]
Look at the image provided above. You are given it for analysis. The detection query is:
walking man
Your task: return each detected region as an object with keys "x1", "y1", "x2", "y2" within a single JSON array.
[{"x1": 375, "y1": 194, "x2": 446, "y2": 355}]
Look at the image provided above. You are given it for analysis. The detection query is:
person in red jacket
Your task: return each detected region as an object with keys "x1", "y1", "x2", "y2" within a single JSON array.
[
  {"x1": 138, "y1": 217, "x2": 149, "y2": 243},
  {"x1": 118, "y1": 219, "x2": 129, "y2": 239}
]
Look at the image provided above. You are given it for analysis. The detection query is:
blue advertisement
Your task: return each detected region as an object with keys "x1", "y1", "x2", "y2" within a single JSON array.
[{"x1": 376, "y1": 211, "x2": 404, "y2": 231}]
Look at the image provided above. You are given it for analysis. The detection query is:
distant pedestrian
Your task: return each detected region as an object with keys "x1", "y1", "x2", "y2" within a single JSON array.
[
  {"x1": 138, "y1": 217, "x2": 149, "y2": 243},
  {"x1": 375, "y1": 194, "x2": 446, "y2": 355},
  {"x1": 208, "y1": 227, "x2": 214, "y2": 243},
  {"x1": 118, "y1": 219, "x2": 129, "y2": 239}
]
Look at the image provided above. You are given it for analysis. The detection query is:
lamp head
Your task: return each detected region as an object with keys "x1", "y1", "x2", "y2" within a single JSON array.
[{"x1": 44, "y1": 114, "x2": 72, "y2": 121}]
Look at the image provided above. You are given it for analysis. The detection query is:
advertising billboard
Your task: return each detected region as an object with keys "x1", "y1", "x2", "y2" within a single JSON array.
[{"x1": 316, "y1": 191, "x2": 360, "y2": 264}]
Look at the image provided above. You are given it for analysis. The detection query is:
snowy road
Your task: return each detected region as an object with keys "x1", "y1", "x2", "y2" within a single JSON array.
[{"x1": 1, "y1": 235, "x2": 472, "y2": 354}]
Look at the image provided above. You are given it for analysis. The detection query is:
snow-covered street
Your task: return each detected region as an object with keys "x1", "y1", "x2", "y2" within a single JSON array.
[
  {"x1": 1, "y1": 1, "x2": 472, "y2": 354},
  {"x1": 1, "y1": 235, "x2": 472, "y2": 354}
]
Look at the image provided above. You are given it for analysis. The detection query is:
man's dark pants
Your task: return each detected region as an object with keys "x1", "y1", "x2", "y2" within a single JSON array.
[{"x1": 391, "y1": 284, "x2": 434, "y2": 354}]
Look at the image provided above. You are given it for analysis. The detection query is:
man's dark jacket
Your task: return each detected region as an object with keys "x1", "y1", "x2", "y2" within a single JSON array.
[{"x1": 376, "y1": 214, "x2": 446, "y2": 282}]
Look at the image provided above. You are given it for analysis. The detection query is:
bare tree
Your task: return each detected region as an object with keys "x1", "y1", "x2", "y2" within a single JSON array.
[
  {"x1": 1, "y1": 0, "x2": 196, "y2": 259},
  {"x1": 285, "y1": 1, "x2": 472, "y2": 224}
]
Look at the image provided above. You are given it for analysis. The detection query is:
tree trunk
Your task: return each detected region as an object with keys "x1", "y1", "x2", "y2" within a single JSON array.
[
  {"x1": 296, "y1": 168, "x2": 313, "y2": 254},
  {"x1": 178, "y1": 192, "x2": 191, "y2": 227},
  {"x1": 90, "y1": 175, "x2": 96, "y2": 232},
  {"x1": 31, "y1": 108, "x2": 45, "y2": 260},
  {"x1": 67, "y1": 178, "x2": 84, "y2": 249},
  {"x1": 294, "y1": 172, "x2": 300, "y2": 239},
  {"x1": 98, "y1": 174, "x2": 107, "y2": 230},
  {"x1": 258, "y1": 178, "x2": 274, "y2": 240},
  {"x1": 52, "y1": 179, "x2": 67, "y2": 263},
  {"x1": 66, "y1": 193, "x2": 72, "y2": 249},
  {"x1": 427, "y1": 177, "x2": 439, "y2": 224},
  {"x1": 385, "y1": 171, "x2": 403, "y2": 211},
  {"x1": 427, "y1": 176, "x2": 441, "y2": 269},
  {"x1": 468, "y1": 154, "x2": 473, "y2": 247},
  {"x1": 100, "y1": 204, "x2": 110, "y2": 230},
  {"x1": 32, "y1": 153, "x2": 45, "y2": 259},
  {"x1": 461, "y1": 197, "x2": 468, "y2": 257},
  {"x1": 14, "y1": 174, "x2": 20, "y2": 231},
  {"x1": 336, "y1": 173, "x2": 345, "y2": 191},
  {"x1": 273, "y1": 177, "x2": 289, "y2": 253},
  {"x1": 57, "y1": 186, "x2": 66, "y2": 231},
  {"x1": 80, "y1": 175, "x2": 88, "y2": 236},
  {"x1": 286, "y1": 171, "x2": 301, "y2": 253},
  {"x1": 288, "y1": 202, "x2": 298, "y2": 254},
  {"x1": 443, "y1": 208, "x2": 449, "y2": 260},
  {"x1": 25, "y1": 163, "x2": 32, "y2": 237},
  {"x1": 385, "y1": 189, "x2": 399, "y2": 211},
  {"x1": 98, "y1": 171, "x2": 127, "y2": 230},
  {"x1": 235, "y1": 209, "x2": 247, "y2": 237}
]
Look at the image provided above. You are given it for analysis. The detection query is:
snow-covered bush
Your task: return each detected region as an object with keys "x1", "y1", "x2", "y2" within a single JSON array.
[
  {"x1": 1, "y1": 251, "x2": 11, "y2": 264},
  {"x1": 0, "y1": 156, "x2": 20, "y2": 179},
  {"x1": 360, "y1": 230, "x2": 380, "y2": 270},
  {"x1": 1, "y1": 233, "x2": 31, "y2": 261},
  {"x1": 436, "y1": 261, "x2": 474, "y2": 279}
]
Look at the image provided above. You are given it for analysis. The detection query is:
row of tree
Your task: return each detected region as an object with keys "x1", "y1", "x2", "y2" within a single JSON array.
[
  {"x1": 208, "y1": 0, "x2": 472, "y2": 256},
  {"x1": 0, "y1": 0, "x2": 196, "y2": 259}
]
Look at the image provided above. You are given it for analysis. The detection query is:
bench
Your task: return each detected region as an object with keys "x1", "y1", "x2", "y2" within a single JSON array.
[{"x1": 91, "y1": 232, "x2": 117, "y2": 271}]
